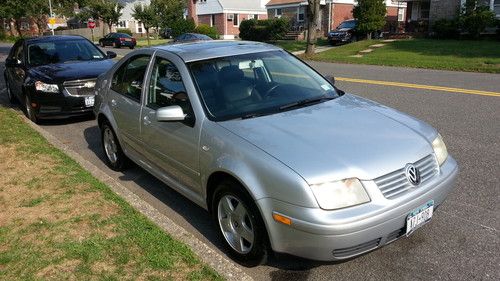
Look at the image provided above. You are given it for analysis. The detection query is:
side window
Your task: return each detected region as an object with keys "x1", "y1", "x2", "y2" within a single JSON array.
[
  {"x1": 147, "y1": 57, "x2": 192, "y2": 114},
  {"x1": 111, "y1": 55, "x2": 151, "y2": 102},
  {"x1": 11, "y1": 43, "x2": 24, "y2": 63}
]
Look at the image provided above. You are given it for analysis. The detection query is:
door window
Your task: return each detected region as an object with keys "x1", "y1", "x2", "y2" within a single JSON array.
[
  {"x1": 111, "y1": 55, "x2": 151, "y2": 102},
  {"x1": 147, "y1": 57, "x2": 192, "y2": 114},
  {"x1": 10, "y1": 42, "x2": 24, "y2": 63}
]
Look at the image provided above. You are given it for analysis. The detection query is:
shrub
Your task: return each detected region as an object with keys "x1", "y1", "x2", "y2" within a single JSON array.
[
  {"x1": 116, "y1": 28, "x2": 132, "y2": 36},
  {"x1": 459, "y1": 2, "x2": 496, "y2": 38},
  {"x1": 432, "y1": 18, "x2": 459, "y2": 39},
  {"x1": 194, "y1": 24, "x2": 219, "y2": 39},
  {"x1": 171, "y1": 18, "x2": 196, "y2": 38},
  {"x1": 239, "y1": 18, "x2": 290, "y2": 42}
]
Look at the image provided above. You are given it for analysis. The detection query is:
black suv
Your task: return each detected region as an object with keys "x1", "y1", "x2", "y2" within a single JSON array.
[{"x1": 327, "y1": 19, "x2": 360, "y2": 45}]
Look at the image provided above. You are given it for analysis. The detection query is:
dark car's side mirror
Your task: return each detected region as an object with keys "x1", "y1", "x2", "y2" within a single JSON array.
[
  {"x1": 324, "y1": 75, "x2": 335, "y2": 85},
  {"x1": 106, "y1": 51, "x2": 117, "y2": 59},
  {"x1": 5, "y1": 58, "x2": 21, "y2": 67}
]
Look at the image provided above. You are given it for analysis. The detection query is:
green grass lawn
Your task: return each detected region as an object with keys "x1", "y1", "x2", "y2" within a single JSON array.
[
  {"x1": 0, "y1": 107, "x2": 222, "y2": 280},
  {"x1": 273, "y1": 38, "x2": 329, "y2": 52},
  {"x1": 310, "y1": 39, "x2": 500, "y2": 73}
]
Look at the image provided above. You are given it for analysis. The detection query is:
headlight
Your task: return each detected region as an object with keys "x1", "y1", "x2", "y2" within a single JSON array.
[
  {"x1": 310, "y1": 178, "x2": 370, "y2": 210},
  {"x1": 432, "y1": 134, "x2": 448, "y2": 166},
  {"x1": 35, "y1": 81, "x2": 59, "y2": 93}
]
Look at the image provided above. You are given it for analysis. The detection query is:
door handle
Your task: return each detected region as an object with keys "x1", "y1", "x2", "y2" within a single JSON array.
[
  {"x1": 143, "y1": 115, "x2": 152, "y2": 126},
  {"x1": 110, "y1": 99, "x2": 117, "y2": 107}
]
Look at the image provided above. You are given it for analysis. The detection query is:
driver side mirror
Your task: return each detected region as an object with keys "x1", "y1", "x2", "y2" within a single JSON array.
[
  {"x1": 106, "y1": 51, "x2": 117, "y2": 59},
  {"x1": 5, "y1": 58, "x2": 21, "y2": 67},
  {"x1": 156, "y1": 105, "x2": 186, "y2": 122},
  {"x1": 324, "y1": 75, "x2": 335, "y2": 85}
]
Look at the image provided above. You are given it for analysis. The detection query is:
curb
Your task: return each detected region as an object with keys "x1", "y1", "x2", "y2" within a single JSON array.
[{"x1": 12, "y1": 108, "x2": 253, "y2": 281}]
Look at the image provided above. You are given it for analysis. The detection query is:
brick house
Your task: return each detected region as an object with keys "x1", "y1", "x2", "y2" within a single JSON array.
[
  {"x1": 187, "y1": 0, "x2": 270, "y2": 39},
  {"x1": 266, "y1": 0, "x2": 406, "y2": 36},
  {"x1": 403, "y1": 0, "x2": 500, "y2": 33}
]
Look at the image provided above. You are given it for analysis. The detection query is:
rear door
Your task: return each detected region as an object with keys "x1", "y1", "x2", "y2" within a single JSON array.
[{"x1": 108, "y1": 52, "x2": 153, "y2": 153}]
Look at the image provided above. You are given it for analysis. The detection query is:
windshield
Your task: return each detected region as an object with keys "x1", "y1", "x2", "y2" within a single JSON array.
[
  {"x1": 189, "y1": 50, "x2": 338, "y2": 121},
  {"x1": 338, "y1": 20, "x2": 357, "y2": 29},
  {"x1": 27, "y1": 39, "x2": 105, "y2": 66}
]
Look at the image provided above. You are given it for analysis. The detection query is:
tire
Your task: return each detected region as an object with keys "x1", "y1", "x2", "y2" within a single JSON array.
[
  {"x1": 212, "y1": 179, "x2": 269, "y2": 266},
  {"x1": 5, "y1": 78, "x2": 17, "y2": 104},
  {"x1": 24, "y1": 94, "x2": 38, "y2": 123},
  {"x1": 129, "y1": 46, "x2": 134, "y2": 50},
  {"x1": 100, "y1": 41, "x2": 105, "y2": 47},
  {"x1": 101, "y1": 122, "x2": 128, "y2": 171},
  {"x1": 350, "y1": 35, "x2": 358, "y2": 43},
  {"x1": 113, "y1": 42, "x2": 120, "y2": 48}
]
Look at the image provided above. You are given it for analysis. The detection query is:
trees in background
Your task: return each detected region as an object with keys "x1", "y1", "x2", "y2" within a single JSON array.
[
  {"x1": 132, "y1": 4, "x2": 156, "y2": 46},
  {"x1": 352, "y1": 0, "x2": 386, "y2": 40}
]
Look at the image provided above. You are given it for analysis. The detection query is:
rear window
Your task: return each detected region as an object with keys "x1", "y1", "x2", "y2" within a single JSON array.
[
  {"x1": 27, "y1": 39, "x2": 105, "y2": 66},
  {"x1": 116, "y1": 33, "x2": 132, "y2": 38}
]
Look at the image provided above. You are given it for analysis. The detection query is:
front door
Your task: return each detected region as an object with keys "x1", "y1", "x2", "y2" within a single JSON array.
[
  {"x1": 6, "y1": 41, "x2": 26, "y2": 98},
  {"x1": 140, "y1": 54, "x2": 202, "y2": 198},
  {"x1": 108, "y1": 53, "x2": 152, "y2": 153}
]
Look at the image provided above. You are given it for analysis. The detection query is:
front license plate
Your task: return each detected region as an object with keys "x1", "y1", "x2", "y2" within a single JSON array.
[
  {"x1": 406, "y1": 200, "x2": 434, "y2": 236},
  {"x1": 84, "y1": 96, "x2": 95, "y2": 107}
]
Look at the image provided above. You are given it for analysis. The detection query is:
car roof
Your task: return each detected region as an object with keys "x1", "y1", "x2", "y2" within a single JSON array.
[
  {"x1": 151, "y1": 40, "x2": 281, "y2": 62},
  {"x1": 23, "y1": 35, "x2": 88, "y2": 44}
]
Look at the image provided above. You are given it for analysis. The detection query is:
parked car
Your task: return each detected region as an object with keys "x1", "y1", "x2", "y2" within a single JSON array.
[
  {"x1": 173, "y1": 33, "x2": 212, "y2": 43},
  {"x1": 93, "y1": 41, "x2": 458, "y2": 264},
  {"x1": 4, "y1": 35, "x2": 116, "y2": 123},
  {"x1": 328, "y1": 19, "x2": 361, "y2": 45},
  {"x1": 160, "y1": 28, "x2": 173, "y2": 39},
  {"x1": 99, "y1": 33, "x2": 136, "y2": 49}
]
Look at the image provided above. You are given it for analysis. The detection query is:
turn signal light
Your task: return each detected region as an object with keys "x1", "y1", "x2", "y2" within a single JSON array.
[{"x1": 272, "y1": 212, "x2": 292, "y2": 226}]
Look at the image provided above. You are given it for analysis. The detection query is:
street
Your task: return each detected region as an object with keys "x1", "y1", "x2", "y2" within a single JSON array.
[{"x1": 1, "y1": 42, "x2": 499, "y2": 280}]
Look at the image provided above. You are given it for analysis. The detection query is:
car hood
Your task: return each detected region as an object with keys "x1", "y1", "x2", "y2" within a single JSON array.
[
  {"x1": 219, "y1": 94, "x2": 437, "y2": 185},
  {"x1": 28, "y1": 59, "x2": 115, "y2": 83},
  {"x1": 330, "y1": 28, "x2": 352, "y2": 33}
]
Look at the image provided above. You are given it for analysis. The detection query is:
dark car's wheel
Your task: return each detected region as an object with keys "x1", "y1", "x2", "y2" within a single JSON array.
[
  {"x1": 113, "y1": 42, "x2": 120, "y2": 48},
  {"x1": 349, "y1": 35, "x2": 358, "y2": 43},
  {"x1": 212, "y1": 179, "x2": 269, "y2": 266},
  {"x1": 101, "y1": 122, "x2": 128, "y2": 171},
  {"x1": 129, "y1": 46, "x2": 134, "y2": 50},
  {"x1": 100, "y1": 41, "x2": 105, "y2": 47},
  {"x1": 5, "y1": 78, "x2": 17, "y2": 104},
  {"x1": 24, "y1": 94, "x2": 38, "y2": 123}
]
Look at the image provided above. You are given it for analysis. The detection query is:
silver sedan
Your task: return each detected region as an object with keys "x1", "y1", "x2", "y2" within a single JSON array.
[{"x1": 93, "y1": 41, "x2": 458, "y2": 265}]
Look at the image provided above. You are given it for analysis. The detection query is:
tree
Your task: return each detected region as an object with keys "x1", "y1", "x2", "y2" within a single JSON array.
[
  {"x1": 151, "y1": 0, "x2": 185, "y2": 29},
  {"x1": 100, "y1": 1, "x2": 124, "y2": 35},
  {"x1": 352, "y1": 0, "x2": 386, "y2": 40},
  {"x1": 132, "y1": 3, "x2": 156, "y2": 46},
  {"x1": 27, "y1": 0, "x2": 50, "y2": 35},
  {"x1": 460, "y1": 0, "x2": 496, "y2": 38},
  {"x1": 305, "y1": 0, "x2": 320, "y2": 56}
]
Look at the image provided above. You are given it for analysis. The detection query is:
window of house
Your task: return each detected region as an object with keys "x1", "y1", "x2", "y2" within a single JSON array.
[
  {"x1": 298, "y1": 7, "x2": 305, "y2": 22},
  {"x1": 420, "y1": 2, "x2": 430, "y2": 19},
  {"x1": 117, "y1": 20, "x2": 127, "y2": 28},
  {"x1": 398, "y1": 8, "x2": 405, "y2": 21},
  {"x1": 233, "y1": 14, "x2": 239, "y2": 26},
  {"x1": 253, "y1": 14, "x2": 259, "y2": 20},
  {"x1": 137, "y1": 21, "x2": 143, "y2": 33},
  {"x1": 275, "y1": 8, "x2": 282, "y2": 17},
  {"x1": 111, "y1": 55, "x2": 151, "y2": 102},
  {"x1": 211, "y1": 14, "x2": 216, "y2": 27}
]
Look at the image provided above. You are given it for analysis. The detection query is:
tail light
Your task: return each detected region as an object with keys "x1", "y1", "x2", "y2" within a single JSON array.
[{"x1": 119, "y1": 37, "x2": 125, "y2": 41}]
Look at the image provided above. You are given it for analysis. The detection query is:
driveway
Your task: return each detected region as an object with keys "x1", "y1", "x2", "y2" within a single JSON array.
[{"x1": 1, "y1": 42, "x2": 499, "y2": 280}]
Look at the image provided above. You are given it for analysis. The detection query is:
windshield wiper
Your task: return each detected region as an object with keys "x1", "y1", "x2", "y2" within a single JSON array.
[
  {"x1": 240, "y1": 112, "x2": 272, "y2": 119},
  {"x1": 279, "y1": 96, "x2": 335, "y2": 111}
]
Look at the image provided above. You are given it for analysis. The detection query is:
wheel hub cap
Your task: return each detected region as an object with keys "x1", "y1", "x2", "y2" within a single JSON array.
[{"x1": 217, "y1": 195, "x2": 254, "y2": 254}]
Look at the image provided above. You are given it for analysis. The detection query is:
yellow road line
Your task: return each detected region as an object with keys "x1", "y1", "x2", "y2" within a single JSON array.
[{"x1": 335, "y1": 77, "x2": 500, "y2": 97}]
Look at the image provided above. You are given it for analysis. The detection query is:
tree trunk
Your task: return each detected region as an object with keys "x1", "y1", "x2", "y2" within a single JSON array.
[
  {"x1": 108, "y1": 23, "x2": 113, "y2": 34},
  {"x1": 146, "y1": 28, "x2": 150, "y2": 46},
  {"x1": 305, "y1": 0, "x2": 321, "y2": 56},
  {"x1": 367, "y1": 32, "x2": 372, "y2": 40}
]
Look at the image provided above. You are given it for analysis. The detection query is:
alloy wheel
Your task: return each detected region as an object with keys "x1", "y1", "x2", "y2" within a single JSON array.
[
  {"x1": 217, "y1": 195, "x2": 255, "y2": 254},
  {"x1": 103, "y1": 127, "x2": 118, "y2": 164}
]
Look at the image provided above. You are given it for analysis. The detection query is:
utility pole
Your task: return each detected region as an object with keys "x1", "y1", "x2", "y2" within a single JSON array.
[{"x1": 49, "y1": 0, "x2": 54, "y2": 35}]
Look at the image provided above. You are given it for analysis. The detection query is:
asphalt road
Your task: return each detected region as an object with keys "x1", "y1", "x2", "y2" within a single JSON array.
[{"x1": 1, "y1": 43, "x2": 499, "y2": 281}]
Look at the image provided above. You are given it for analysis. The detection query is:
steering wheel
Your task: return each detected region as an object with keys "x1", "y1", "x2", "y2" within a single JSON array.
[{"x1": 262, "y1": 84, "x2": 280, "y2": 99}]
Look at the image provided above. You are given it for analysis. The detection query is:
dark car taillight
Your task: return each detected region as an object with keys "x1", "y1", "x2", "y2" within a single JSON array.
[{"x1": 119, "y1": 38, "x2": 125, "y2": 41}]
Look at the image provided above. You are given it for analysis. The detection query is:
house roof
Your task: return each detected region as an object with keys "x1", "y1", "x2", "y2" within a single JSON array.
[
  {"x1": 217, "y1": 0, "x2": 266, "y2": 11},
  {"x1": 266, "y1": 0, "x2": 304, "y2": 7}
]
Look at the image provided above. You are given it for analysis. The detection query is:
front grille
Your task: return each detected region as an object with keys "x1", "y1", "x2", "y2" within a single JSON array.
[
  {"x1": 332, "y1": 238, "x2": 381, "y2": 259},
  {"x1": 374, "y1": 154, "x2": 438, "y2": 199},
  {"x1": 63, "y1": 79, "x2": 96, "y2": 97},
  {"x1": 386, "y1": 228, "x2": 406, "y2": 244}
]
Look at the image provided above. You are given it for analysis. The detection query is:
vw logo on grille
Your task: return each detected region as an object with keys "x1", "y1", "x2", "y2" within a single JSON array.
[{"x1": 405, "y1": 164, "x2": 421, "y2": 186}]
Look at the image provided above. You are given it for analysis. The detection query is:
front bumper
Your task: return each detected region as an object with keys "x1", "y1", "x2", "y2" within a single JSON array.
[
  {"x1": 30, "y1": 91, "x2": 95, "y2": 119},
  {"x1": 257, "y1": 156, "x2": 458, "y2": 261}
]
